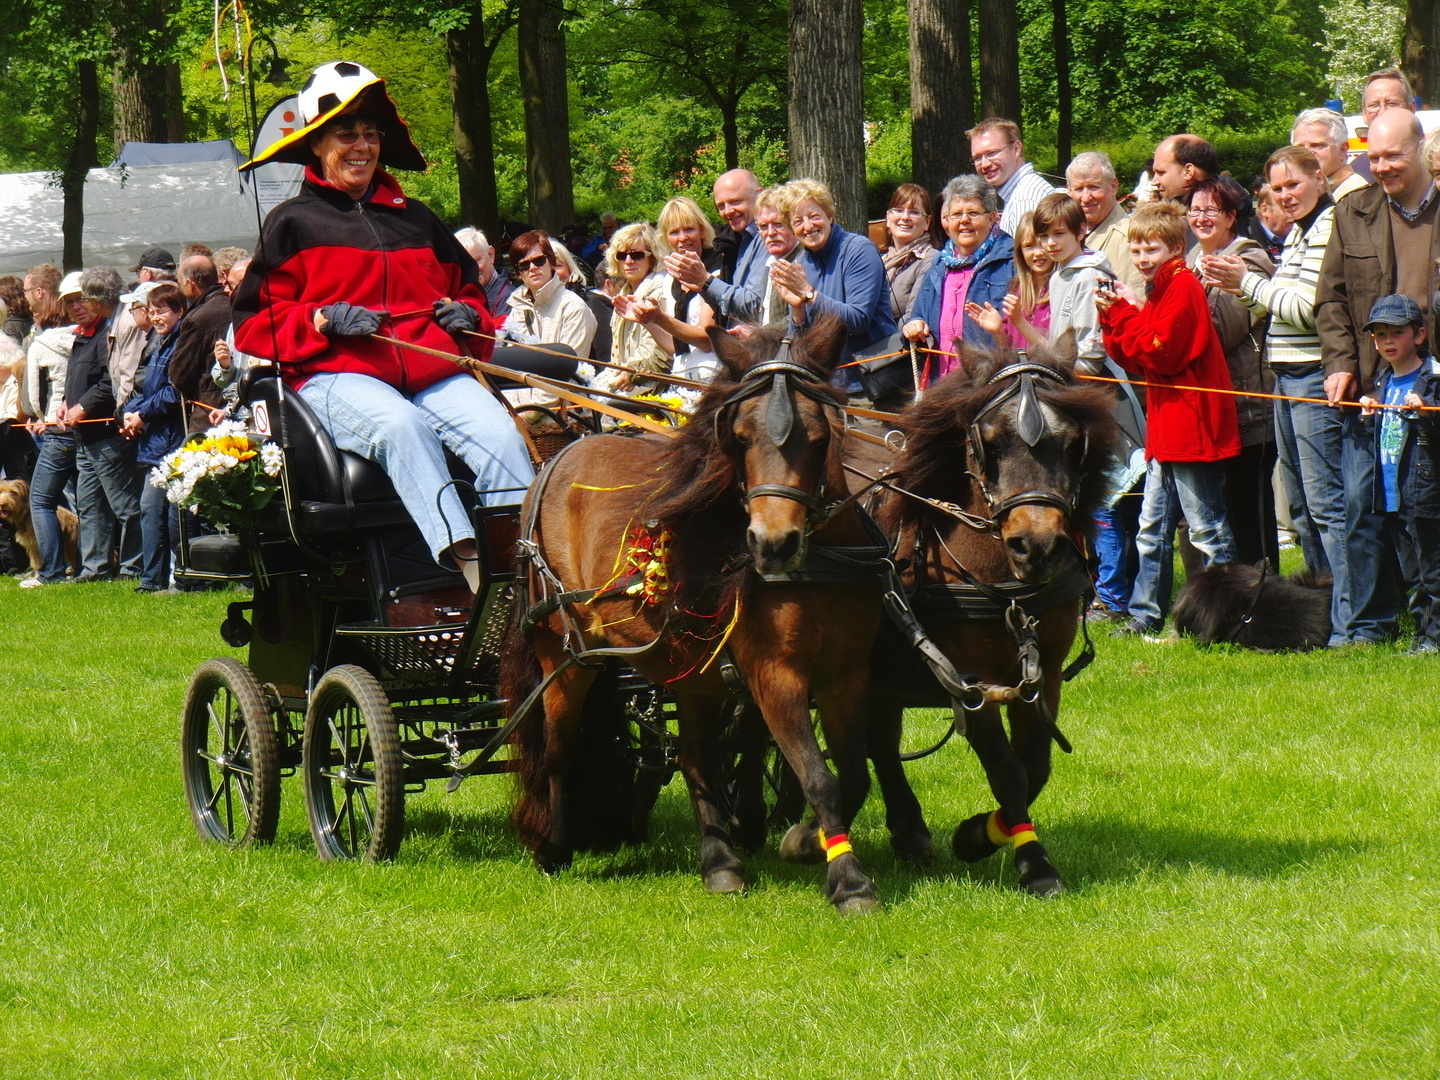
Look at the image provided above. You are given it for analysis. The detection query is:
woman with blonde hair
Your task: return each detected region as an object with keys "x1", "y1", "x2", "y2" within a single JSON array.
[
  {"x1": 594, "y1": 222, "x2": 672, "y2": 391},
  {"x1": 617, "y1": 196, "x2": 723, "y2": 382}
]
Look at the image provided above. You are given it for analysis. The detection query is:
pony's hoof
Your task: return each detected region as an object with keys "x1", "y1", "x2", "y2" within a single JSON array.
[
  {"x1": 704, "y1": 868, "x2": 747, "y2": 894},
  {"x1": 534, "y1": 842, "x2": 573, "y2": 875},
  {"x1": 779, "y1": 822, "x2": 824, "y2": 864},
  {"x1": 835, "y1": 894, "x2": 883, "y2": 916},
  {"x1": 1016, "y1": 843, "x2": 1066, "y2": 898},
  {"x1": 891, "y1": 830, "x2": 936, "y2": 863},
  {"x1": 951, "y1": 812, "x2": 1003, "y2": 863}
]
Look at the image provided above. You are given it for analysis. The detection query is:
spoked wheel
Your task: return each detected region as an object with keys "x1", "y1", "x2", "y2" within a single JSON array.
[
  {"x1": 181, "y1": 658, "x2": 280, "y2": 847},
  {"x1": 302, "y1": 665, "x2": 403, "y2": 862}
]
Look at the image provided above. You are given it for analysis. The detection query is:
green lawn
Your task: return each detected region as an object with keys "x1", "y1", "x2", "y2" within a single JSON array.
[{"x1": 1, "y1": 577, "x2": 1436, "y2": 1078}]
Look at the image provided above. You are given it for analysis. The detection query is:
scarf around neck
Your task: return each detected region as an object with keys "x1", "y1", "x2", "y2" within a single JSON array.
[{"x1": 938, "y1": 230, "x2": 1000, "y2": 272}]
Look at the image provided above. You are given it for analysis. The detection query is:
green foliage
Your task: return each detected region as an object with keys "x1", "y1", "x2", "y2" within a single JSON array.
[
  {"x1": 1324, "y1": 0, "x2": 1405, "y2": 110},
  {"x1": 1017, "y1": 0, "x2": 1328, "y2": 143},
  {"x1": 1, "y1": 576, "x2": 1438, "y2": 1076}
]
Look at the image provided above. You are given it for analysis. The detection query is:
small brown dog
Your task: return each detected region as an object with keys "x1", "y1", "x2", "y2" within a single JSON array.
[{"x1": 0, "y1": 478, "x2": 80, "y2": 577}]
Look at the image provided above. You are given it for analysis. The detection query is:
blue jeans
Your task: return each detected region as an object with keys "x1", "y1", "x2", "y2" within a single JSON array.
[
  {"x1": 1341, "y1": 411, "x2": 1402, "y2": 642},
  {"x1": 1092, "y1": 486, "x2": 1142, "y2": 612},
  {"x1": 1273, "y1": 369, "x2": 1349, "y2": 642},
  {"x1": 28, "y1": 432, "x2": 78, "y2": 582},
  {"x1": 76, "y1": 434, "x2": 142, "y2": 578},
  {"x1": 1127, "y1": 459, "x2": 1237, "y2": 631},
  {"x1": 298, "y1": 372, "x2": 535, "y2": 561},
  {"x1": 137, "y1": 463, "x2": 178, "y2": 589}
]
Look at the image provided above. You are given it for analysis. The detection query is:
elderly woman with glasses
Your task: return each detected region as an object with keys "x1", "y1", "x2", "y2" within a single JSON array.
[
  {"x1": 902, "y1": 174, "x2": 1016, "y2": 385},
  {"x1": 233, "y1": 61, "x2": 533, "y2": 591}
]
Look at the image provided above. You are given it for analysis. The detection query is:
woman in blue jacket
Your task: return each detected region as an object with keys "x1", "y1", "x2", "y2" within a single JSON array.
[
  {"x1": 120, "y1": 283, "x2": 187, "y2": 592},
  {"x1": 902, "y1": 174, "x2": 1015, "y2": 386},
  {"x1": 767, "y1": 179, "x2": 898, "y2": 368}
]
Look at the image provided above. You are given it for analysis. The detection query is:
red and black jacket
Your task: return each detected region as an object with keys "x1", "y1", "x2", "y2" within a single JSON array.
[{"x1": 233, "y1": 166, "x2": 502, "y2": 392}]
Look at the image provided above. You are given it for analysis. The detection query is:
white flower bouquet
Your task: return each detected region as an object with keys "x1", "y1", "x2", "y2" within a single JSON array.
[{"x1": 151, "y1": 419, "x2": 284, "y2": 533}]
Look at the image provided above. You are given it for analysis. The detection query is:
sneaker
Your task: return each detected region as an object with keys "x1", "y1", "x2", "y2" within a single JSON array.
[
  {"x1": 1407, "y1": 639, "x2": 1440, "y2": 655},
  {"x1": 1110, "y1": 619, "x2": 1153, "y2": 637},
  {"x1": 18, "y1": 577, "x2": 46, "y2": 589}
]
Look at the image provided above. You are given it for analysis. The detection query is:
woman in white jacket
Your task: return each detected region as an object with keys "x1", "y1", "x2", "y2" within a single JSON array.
[
  {"x1": 594, "y1": 223, "x2": 672, "y2": 393},
  {"x1": 501, "y1": 230, "x2": 597, "y2": 360}
]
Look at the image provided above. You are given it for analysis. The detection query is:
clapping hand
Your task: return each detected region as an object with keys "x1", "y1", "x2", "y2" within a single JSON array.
[
  {"x1": 663, "y1": 251, "x2": 710, "y2": 290},
  {"x1": 963, "y1": 300, "x2": 1004, "y2": 336},
  {"x1": 769, "y1": 259, "x2": 811, "y2": 307}
]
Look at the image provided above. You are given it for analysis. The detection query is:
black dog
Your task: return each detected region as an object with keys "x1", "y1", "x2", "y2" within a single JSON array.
[{"x1": 1172, "y1": 563, "x2": 1332, "y2": 651}]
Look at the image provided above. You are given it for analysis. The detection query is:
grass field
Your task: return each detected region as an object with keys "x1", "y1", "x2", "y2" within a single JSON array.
[{"x1": 1, "y1": 575, "x2": 1437, "y2": 1079}]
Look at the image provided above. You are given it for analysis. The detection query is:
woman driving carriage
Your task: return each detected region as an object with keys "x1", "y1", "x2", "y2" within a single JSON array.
[{"x1": 231, "y1": 62, "x2": 533, "y2": 590}]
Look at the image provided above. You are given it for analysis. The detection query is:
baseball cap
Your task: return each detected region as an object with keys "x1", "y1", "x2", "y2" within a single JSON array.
[
  {"x1": 58, "y1": 272, "x2": 83, "y2": 299},
  {"x1": 1364, "y1": 293, "x2": 1425, "y2": 332},
  {"x1": 129, "y1": 246, "x2": 177, "y2": 273},
  {"x1": 120, "y1": 281, "x2": 161, "y2": 306}
]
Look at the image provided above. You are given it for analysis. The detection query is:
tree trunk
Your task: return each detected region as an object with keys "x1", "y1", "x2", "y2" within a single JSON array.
[
  {"x1": 721, "y1": 103, "x2": 740, "y2": 171},
  {"x1": 909, "y1": 0, "x2": 973, "y2": 197},
  {"x1": 1405, "y1": 0, "x2": 1440, "y2": 108},
  {"x1": 519, "y1": 0, "x2": 575, "y2": 231},
  {"x1": 448, "y1": 6, "x2": 503, "y2": 236},
  {"x1": 1052, "y1": 0, "x2": 1072, "y2": 170},
  {"x1": 977, "y1": 0, "x2": 1021, "y2": 125},
  {"x1": 63, "y1": 60, "x2": 101, "y2": 272},
  {"x1": 112, "y1": 0, "x2": 183, "y2": 153},
  {"x1": 789, "y1": 0, "x2": 867, "y2": 230}
]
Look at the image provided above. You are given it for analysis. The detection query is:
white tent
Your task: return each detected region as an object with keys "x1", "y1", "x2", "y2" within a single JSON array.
[{"x1": 0, "y1": 159, "x2": 266, "y2": 276}]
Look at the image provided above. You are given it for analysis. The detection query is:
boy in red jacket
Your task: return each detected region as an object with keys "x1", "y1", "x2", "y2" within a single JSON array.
[{"x1": 1097, "y1": 201, "x2": 1240, "y2": 635}]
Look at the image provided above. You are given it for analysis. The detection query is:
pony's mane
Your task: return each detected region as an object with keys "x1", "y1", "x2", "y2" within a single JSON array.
[
  {"x1": 889, "y1": 339, "x2": 1120, "y2": 529},
  {"x1": 643, "y1": 317, "x2": 847, "y2": 606}
]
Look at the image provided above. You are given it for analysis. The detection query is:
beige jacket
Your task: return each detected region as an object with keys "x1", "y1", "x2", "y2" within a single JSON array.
[
  {"x1": 503, "y1": 273, "x2": 597, "y2": 360},
  {"x1": 1087, "y1": 203, "x2": 1146, "y2": 294}
]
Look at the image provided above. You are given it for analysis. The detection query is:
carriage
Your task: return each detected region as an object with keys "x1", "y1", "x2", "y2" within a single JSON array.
[
  {"x1": 177, "y1": 326, "x2": 1113, "y2": 908},
  {"x1": 175, "y1": 366, "x2": 679, "y2": 861}
]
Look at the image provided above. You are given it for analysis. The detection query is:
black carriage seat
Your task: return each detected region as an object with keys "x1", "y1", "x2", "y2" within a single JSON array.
[{"x1": 243, "y1": 370, "x2": 412, "y2": 535}]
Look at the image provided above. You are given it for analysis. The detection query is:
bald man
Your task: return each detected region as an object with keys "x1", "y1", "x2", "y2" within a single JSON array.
[
  {"x1": 1316, "y1": 108, "x2": 1440, "y2": 643},
  {"x1": 668, "y1": 168, "x2": 770, "y2": 324}
]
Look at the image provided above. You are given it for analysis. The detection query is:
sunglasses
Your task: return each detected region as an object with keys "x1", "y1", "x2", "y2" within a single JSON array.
[
  {"x1": 615, "y1": 250, "x2": 650, "y2": 261},
  {"x1": 516, "y1": 256, "x2": 551, "y2": 272},
  {"x1": 327, "y1": 126, "x2": 385, "y2": 145}
]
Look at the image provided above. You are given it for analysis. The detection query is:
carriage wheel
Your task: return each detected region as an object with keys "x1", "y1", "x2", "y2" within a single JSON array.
[
  {"x1": 181, "y1": 658, "x2": 281, "y2": 847},
  {"x1": 302, "y1": 665, "x2": 404, "y2": 862}
]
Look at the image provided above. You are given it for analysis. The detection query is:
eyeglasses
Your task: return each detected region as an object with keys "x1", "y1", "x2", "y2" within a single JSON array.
[
  {"x1": 1186, "y1": 205, "x2": 1229, "y2": 220},
  {"x1": 1365, "y1": 98, "x2": 1410, "y2": 116},
  {"x1": 944, "y1": 210, "x2": 990, "y2": 222},
  {"x1": 516, "y1": 256, "x2": 551, "y2": 272},
  {"x1": 326, "y1": 126, "x2": 385, "y2": 144},
  {"x1": 615, "y1": 250, "x2": 650, "y2": 261},
  {"x1": 757, "y1": 221, "x2": 789, "y2": 234},
  {"x1": 971, "y1": 143, "x2": 1016, "y2": 167},
  {"x1": 887, "y1": 205, "x2": 926, "y2": 217}
]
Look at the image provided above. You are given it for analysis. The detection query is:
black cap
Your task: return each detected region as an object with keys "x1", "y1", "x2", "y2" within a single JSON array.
[{"x1": 129, "y1": 246, "x2": 177, "y2": 273}]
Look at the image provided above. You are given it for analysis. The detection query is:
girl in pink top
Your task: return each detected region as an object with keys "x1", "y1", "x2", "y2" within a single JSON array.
[{"x1": 967, "y1": 213, "x2": 1053, "y2": 349}]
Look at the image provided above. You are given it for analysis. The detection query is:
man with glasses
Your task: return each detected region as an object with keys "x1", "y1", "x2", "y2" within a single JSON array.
[
  {"x1": 967, "y1": 117, "x2": 1059, "y2": 236},
  {"x1": 1317, "y1": 108, "x2": 1440, "y2": 644},
  {"x1": 1292, "y1": 107, "x2": 1367, "y2": 203}
]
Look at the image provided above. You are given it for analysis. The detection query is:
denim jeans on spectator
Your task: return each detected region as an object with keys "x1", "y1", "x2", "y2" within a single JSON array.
[
  {"x1": 76, "y1": 434, "x2": 143, "y2": 578},
  {"x1": 28, "y1": 431, "x2": 79, "y2": 582},
  {"x1": 1396, "y1": 513, "x2": 1440, "y2": 645},
  {"x1": 1092, "y1": 485, "x2": 1142, "y2": 612},
  {"x1": 1340, "y1": 410, "x2": 1401, "y2": 642},
  {"x1": 298, "y1": 372, "x2": 535, "y2": 562},
  {"x1": 1273, "y1": 369, "x2": 1349, "y2": 643},
  {"x1": 137, "y1": 464, "x2": 178, "y2": 589},
  {"x1": 1127, "y1": 458, "x2": 1237, "y2": 631}
]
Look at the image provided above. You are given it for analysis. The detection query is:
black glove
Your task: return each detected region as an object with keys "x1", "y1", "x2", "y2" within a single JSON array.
[
  {"x1": 320, "y1": 302, "x2": 386, "y2": 336},
  {"x1": 433, "y1": 299, "x2": 479, "y2": 336}
]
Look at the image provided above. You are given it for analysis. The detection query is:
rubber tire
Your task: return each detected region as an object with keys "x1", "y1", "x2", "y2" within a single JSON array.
[
  {"x1": 302, "y1": 665, "x2": 404, "y2": 862},
  {"x1": 181, "y1": 657, "x2": 280, "y2": 847}
]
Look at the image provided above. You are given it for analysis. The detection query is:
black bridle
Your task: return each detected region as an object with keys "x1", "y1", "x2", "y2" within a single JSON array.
[
  {"x1": 966, "y1": 361, "x2": 1088, "y2": 531},
  {"x1": 714, "y1": 336, "x2": 848, "y2": 527}
]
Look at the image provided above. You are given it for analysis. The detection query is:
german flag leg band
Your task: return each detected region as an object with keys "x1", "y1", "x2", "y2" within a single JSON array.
[
  {"x1": 817, "y1": 828, "x2": 854, "y2": 862},
  {"x1": 987, "y1": 810, "x2": 1039, "y2": 849}
]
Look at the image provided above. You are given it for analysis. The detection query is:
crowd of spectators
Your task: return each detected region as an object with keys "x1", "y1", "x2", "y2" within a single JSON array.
[{"x1": 4, "y1": 65, "x2": 1440, "y2": 653}]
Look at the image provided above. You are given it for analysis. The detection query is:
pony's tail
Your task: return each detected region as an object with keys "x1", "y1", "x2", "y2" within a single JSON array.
[{"x1": 502, "y1": 603, "x2": 550, "y2": 852}]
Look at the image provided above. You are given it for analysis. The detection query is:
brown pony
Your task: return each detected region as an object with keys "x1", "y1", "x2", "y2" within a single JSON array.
[
  {"x1": 502, "y1": 318, "x2": 886, "y2": 913},
  {"x1": 831, "y1": 334, "x2": 1119, "y2": 895}
]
